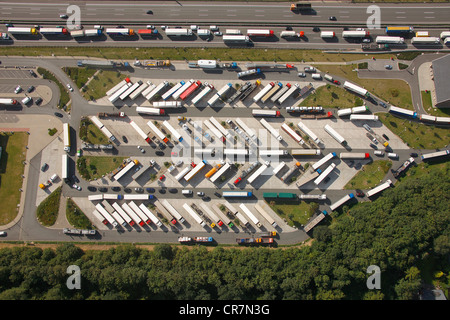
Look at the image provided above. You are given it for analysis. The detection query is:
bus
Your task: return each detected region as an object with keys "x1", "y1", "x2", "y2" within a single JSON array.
[{"x1": 63, "y1": 123, "x2": 71, "y2": 152}]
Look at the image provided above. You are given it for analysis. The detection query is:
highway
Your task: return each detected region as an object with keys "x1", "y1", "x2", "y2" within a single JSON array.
[{"x1": 1, "y1": 2, "x2": 450, "y2": 25}]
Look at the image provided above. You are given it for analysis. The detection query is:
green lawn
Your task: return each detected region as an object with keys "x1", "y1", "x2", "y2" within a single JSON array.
[
  {"x1": 300, "y1": 84, "x2": 364, "y2": 109},
  {"x1": 37, "y1": 67, "x2": 71, "y2": 112},
  {"x1": 0, "y1": 132, "x2": 28, "y2": 225},
  {"x1": 36, "y1": 186, "x2": 61, "y2": 227},
  {"x1": 79, "y1": 117, "x2": 109, "y2": 144},
  {"x1": 344, "y1": 160, "x2": 392, "y2": 190},
  {"x1": 421, "y1": 91, "x2": 450, "y2": 118},
  {"x1": 77, "y1": 156, "x2": 127, "y2": 181},
  {"x1": 378, "y1": 112, "x2": 450, "y2": 149},
  {"x1": 314, "y1": 64, "x2": 413, "y2": 110},
  {"x1": 66, "y1": 198, "x2": 95, "y2": 230},
  {"x1": 63, "y1": 67, "x2": 97, "y2": 90},
  {"x1": 82, "y1": 70, "x2": 126, "y2": 101},
  {"x1": 267, "y1": 200, "x2": 318, "y2": 228}
]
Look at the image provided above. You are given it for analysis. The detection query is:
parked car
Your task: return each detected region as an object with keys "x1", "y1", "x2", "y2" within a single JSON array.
[
  {"x1": 297, "y1": 72, "x2": 306, "y2": 77},
  {"x1": 137, "y1": 145, "x2": 145, "y2": 153},
  {"x1": 213, "y1": 31, "x2": 223, "y2": 36},
  {"x1": 369, "y1": 143, "x2": 378, "y2": 150},
  {"x1": 384, "y1": 64, "x2": 392, "y2": 70},
  {"x1": 177, "y1": 116, "x2": 187, "y2": 121},
  {"x1": 72, "y1": 184, "x2": 81, "y2": 191},
  {"x1": 197, "y1": 192, "x2": 205, "y2": 196},
  {"x1": 146, "y1": 25, "x2": 155, "y2": 29},
  {"x1": 41, "y1": 163, "x2": 48, "y2": 171},
  {"x1": 27, "y1": 85, "x2": 35, "y2": 93},
  {"x1": 382, "y1": 134, "x2": 389, "y2": 140},
  {"x1": 169, "y1": 188, "x2": 178, "y2": 193},
  {"x1": 410, "y1": 152, "x2": 418, "y2": 157},
  {"x1": 35, "y1": 97, "x2": 43, "y2": 105},
  {"x1": 54, "y1": 112, "x2": 63, "y2": 118},
  {"x1": 112, "y1": 187, "x2": 121, "y2": 192},
  {"x1": 356, "y1": 191, "x2": 365, "y2": 197},
  {"x1": 214, "y1": 192, "x2": 222, "y2": 198},
  {"x1": 333, "y1": 80, "x2": 341, "y2": 85},
  {"x1": 0, "y1": 231, "x2": 7, "y2": 236},
  {"x1": 14, "y1": 85, "x2": 22, "y2": 94},
  {"x1": 29, "y1": 70, "x2": 37, "y2": 77},
  {"x1": 87, "y1": 186, "x2": 97, "y2": 192},
  {"x1": 146, "y1": 188, "x2": 155, "y2": 193},
  {"x1": 135, "y1": 187, "x2": 144, "y2": 193},
  {"x1": 159, "y1": 175, "x2": 165, "y2": 181},
  {"x1": 99, "y1": 187, "x2": 108, "y2": 192},
  {"x1": 379, "y1": 101, "x2": 387, "y2": 108}
]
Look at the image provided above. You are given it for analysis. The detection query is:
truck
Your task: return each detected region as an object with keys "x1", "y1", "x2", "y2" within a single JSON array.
[
  {"x1": 223, "y1": 35, "x2": 250, "y2": 43},
  {"x1": 393, "y1": 157, "x2": 415, "y2": 178},
  {"x1": 209, "y1": 117, "x2": 232, "y2": 141},
  {"x1": 70, "y1": 30, "x2": 85, "y2": 38},
  {"x1": 204, "y1": 119, "x2": 226, "y2": 143},
  {"x1": 172, "y1": 79, "x2": 195, "y2": 100},
  {"x1": 237, "y1": 69, "x2": 261, "y2": 79},
  {"x1": 343, "y1": 81, "x2": 369, "y2": 98},
  {"x1": 342, "y1": 30, "x2": 370, "y2": 38},
  {"x1": 207, "y1": 83, "x2": 232, "y2": 107},
  {"x1": 137, "y1": 29, "x2": 158, "y2": 36},
  {"x1": 0, "y1": 98, "x2": 18, "y2": 106},
  {"x1": 411, "y1": 37, "x2": 440, "y2": 44},
  {"x1": 421, "y1": 149, "x2": 450, "y2": 161},
  {"x1": 329, "y1": 193, "x2": 355, "y2": 212},
  {"x1": 385, "y1": 26, "x2": 414, "y2": 35},
  {"x1": 311, "y1": 152, "x2": 337, "y2": 171},
  {"x1": 145, "y1": 81, "x2": 169, "y2": 101},
  {"x1": 239, "y1": 79, "x2": 262, "y2": 101},
  {"x1": 113, "y1": 159, "x2": 139, "y2": 181},
  {"x1": 112, "y1": 202, "x2": 135, "y2": 226},
  {"x1": 184, "y1": 160, "x2": 207, "y2": 182},
  {"x1": 247, "y1": 164, "x2": 269, "y2": 184},
  {"x1": 135, "y1": 107, "x2": 164, "y2": 116},
  {"x1": 389, "y1": 105, "x2": 417, "y2": 119},
  {"x1": 280, "y1": 31, "x2": 303, "y2": 38},
  {"x1": 123, "y1": 194, "x2": 154, "y2": 200},
  {"x1": 247, "y1": 29, "x2": 274, "y2": 37},
  {"x1": 261, "y1": 82, "x2": 283, "y2": 103},
  {"x1": 272, "y1": 162, "x2": 286, "y2": 177},
  {"x1": 350, "y1": 114, "x2": 379, "y2": 121},
  {"x1": 162, "y1": 199, "x2": 185, "y2": 224},
  {"x1": 270, "y1": 83, "x2": 291, "y2": 103},
  {"x1": 361, "y1": 43, "x2": 389, "y2": 50},
  {"x1": 236, "y1": 118, "x2": 257, "y2": 141},
  {"x1": 119, "y1": 81, "x2": 143, "y2": 101},
  {"x1": 146, "y1": 121, "x2": 169, "y2": 144},
  {"x1": 375, "y1": 36, "x2": 405, "y2": 44},
  {"x1": 161, "y1": 81, "x2": 185, "y2": 100},
  {"x1": 106, "y1": 78, "x2": 130, "y2": 97},
  {"x1": 254, "y1": 204, "x2": 278, "y2": 228},
  {"x1": 163, "y1": 120, "x2": 183, "y2": 142},
  {"x1": 281, "y1": 123, "x2": 304, "y2": 145},
  {"x1": 63, "y1": 123, "x2": 71, "y2": 152},
  {"x1": 303, "y1": 210, "x2": 328, "y2": 233},
  {"x1": 84, "y1": 29, "x2": 103, "y2": 37},
  {"x1": 106, "y1": 28, "x2": 134, "y2": 36},
  {"x1": 7, "y1": 27, "x2": 38, "y2": 35},
  {"x1": 175, "y1": 166, "x2": 191, "y2": 181},
  {"x1": 191, "y1": 82, "x2": 214, "y2": 105},
  {"x1": 291, "y1": 149, "x2": 321, "y2": 156},
  {"x1": 95, "y1": 204, "x2": 118, "y2": 228},
  {"x1": 260, "y1": 119, "x2": 283, "y2": 141},
  {"x1": 183, "y1": 203, "x2": 206, "y2": 227},
  {"x1": 200, "y1": 203, "x2": 224, "y2": 227},
  {"x1": 252, "y1": 109, "x2": 281, "y2": 118},
  {"x1": 366, "y1": 180, "x2": 393, "y2": 198},
  {"x1": 299, "y1": 194, "x2": 327, "y2": 201},
  {"x1": 130, "y1": 120, "x2": 151, "y2": 144},
  {"x1": 239, "y1": 204, "x2": 262, "y2": 228},
  {"x1": 109, "y1": 82, "x2": 132, "y2": 103},
  {"x1": 137, "y1": 60, "x2": 171, "y2": 67},
  {"x1": 179, "y1": 81, "x2": 202, "y2": 101},
  {"x1": 277, "y1": 83, "x2": 300, "y2": 105},
  {"x1": 324, "y1": 124, "x2": 346, "y2": 145},
  {"x1": 253, "y1": 82, "x2": 275, "y2": 103},
  {"x1": 280, "y1": 161, "x2": 301, "y2": 182},
  {"x1": 152, "y1": 101, "x2": 182, "y2": 108},
  {"x1": 178, "y1": 236, "x2": 213, "y2": 243},
  {"x1": 40, "y1": 27, "x2": 69, "y2": 35},
  {"x1": 165, "y1": 28, "x2": 193, "y2": 36},
  {"x1": 339, "y1": 152, "x2": 370, "y2": 160},
  {"x1": 121, "y1": 202, "x2": 144, "y2": 227},
  {"x1": 314, "y1": 162, "x2": 336, "y2": 185},
  {"x1": 297, "y1": 121, "x2": 322, "y2": 145},
  {"x1": 92, "y1": 209, "x2": 108, "y2": 226},
  {"x1": 320, "y1": 31, "x2": 335, "y2": 39},
  {"x1": 290, "y1": 2, "x2": 312, "y2": 12},
  {"x1": 210, "y1": 162, "x2": 231, "y2": 183},
  {"x1": 236, "y1": 238, "x2": 273, "y2": 245},
  {"x1": 222, "y1": 191, "x2": 252, "y2": 198}
]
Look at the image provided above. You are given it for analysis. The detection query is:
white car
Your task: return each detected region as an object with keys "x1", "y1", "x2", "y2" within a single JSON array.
[
  {"x1": 297, "y1": 72, "x2": 306, "y2": 77},
  {"x1": 14, "y1": 85, "x2": 22, "y2": 94},
  {"x1": 362, "y1": 38, "x2": 371, "y2": 43},
  {"x1": 59, "y1": 14, "x2": 68, "y2": 19},
  {"x1": 67, "y1": 84, "x2": 73, "y2": 91},
  {"x1": 146, "y1": 25, "x2": 155, "y2": 30},
  {"x1": 72, "y1": 184, "x2": 81, "y2": 191},
  {"x1": 213, "y1": 31, "x2": 223, "y2": 36},
  {"x1": 0, "y1": 231, "x2": 6, "y2": 236},
  {"x1": 197, "y1": 192, "x2": 205, "y2": 196},
  {"x1": 137, "y1": 146, "x2": 145, "y2": 153}
]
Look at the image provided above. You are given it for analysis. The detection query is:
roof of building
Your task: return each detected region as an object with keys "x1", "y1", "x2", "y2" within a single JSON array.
[{"x1": 432, "y1": 54, "x2": 450, "y2": 106}]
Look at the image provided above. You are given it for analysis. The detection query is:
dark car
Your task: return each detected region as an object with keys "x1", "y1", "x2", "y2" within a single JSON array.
[
  {"x1": 29, "y1": 70, "x2": 37, "y2": 77},
  {"x1": 379, "y1": 101, "x2": 387, "y2": 108},
  {"x1": 112, "y1": 186, "x2": 121, "y2": 192},
  {"x1": 356, "y1": 191, "x2": 365, "y2": 197},
  {"x1": 312, "y1": 27, "x2": 320, "y2": 32},
  {"x1": 382, "y1": 134, "x2": 389, "y2": 140},
  {"x1": 146, "y1": 10, "x2": 153, "y2": 14},
  {"x1": 159, "y1": 188, "x2": 166, "y2": 194},
  {"x1": 214, "y1": 191, "x2": 222, "y2": 198},
  {"x1": 202, "y1": 196, "x2": 211, "y2": 201},
  {"x1": 169, "y1": 188, "x2": 178, "y2": 194},
  {"x1": 329, "y1": 16, "x2": 337, "y2": 21},
  {"x1": 286, "y1": 26, "x2": 293, "y2": 31},
  {"x1": 124, "y1": 188, "x2": 132, "y2": 193},
  {"x1": 333, "y1": 80, "x2": 341, "y2": 85},
  {"x1": 87, "y1": 186, "x2": 97, "y2": 192},
  {"x1": 98, "y1": 187, "x2": 108, "y2": 192},
  {"x1": 146, "y1": 187, "x2": 155, "y2": 193},
  {"x1": 369, "y1": 143, "x2": 378, "y2": 150},
  {"x1": 156, "y1": 151, "x2": 164, "y2": 156},
  {"x1": 41, "y1": 163, "x2": 48, "y2": 172},
  {"x1": 54, "y1": 112, "x2": 63, "y2": 118},
  {"x1": 324, "y1": 176, "x2": 331, "y2": 183},
  {"x1": 35, "y1": 97, "x2": 43, "y2": 105},
  {"x1": 122, "y1": 136, "x2": 128, "y2": 143},
  {"x1": 410, "y1": 152, "x2": 418, "y2": 157},
  {"x1": 27, "y1": 86, "x2": 35, "y2": 93}
]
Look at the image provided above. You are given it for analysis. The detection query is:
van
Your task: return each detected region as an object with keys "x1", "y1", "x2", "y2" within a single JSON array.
[
  {"x1": 324, "y1": 74, "x2": 333, "y2": 82},
  {"x1": 182, "y1": 189, "x2": 193, "y2": 195},
  {"x1": 49, "y1": 173, "x2": 59, "y2": 182},
  {"x1": 190, "y1": 25, "x2": 198, "y2": 31},
  {"x1": 374, "y1": 150, "x2": 384, "y2": 156},
  {"x1": 312, "y1": 73, "x2": 322, "y2": 80},
  {"x1": 197, "y1": 29, "x2": 211, "y2": 36},
  {"x1": 22, "y1": 96, "x2": 32, "y2": 105},
  {"x1": 167, "y1": 165, "x2": 176, "y2": 173},
  {"x1": 387, "y1": 153, "x2": 398, "y2": 159}
]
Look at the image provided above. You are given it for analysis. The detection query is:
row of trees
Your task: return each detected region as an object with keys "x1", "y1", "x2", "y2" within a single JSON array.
[{"x1": 0, "y1": 163, "x2": 448, "y2": 300}]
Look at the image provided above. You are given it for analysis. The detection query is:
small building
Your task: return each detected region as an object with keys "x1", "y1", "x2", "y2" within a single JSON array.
[{"x1": 431, "y1": 54, "x2": 450, "y2": 108}]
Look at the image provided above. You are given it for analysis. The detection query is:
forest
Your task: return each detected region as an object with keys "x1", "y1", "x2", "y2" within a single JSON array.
[{"x1": 0, "y1": 162, "x2": 448, "y2": 300}]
